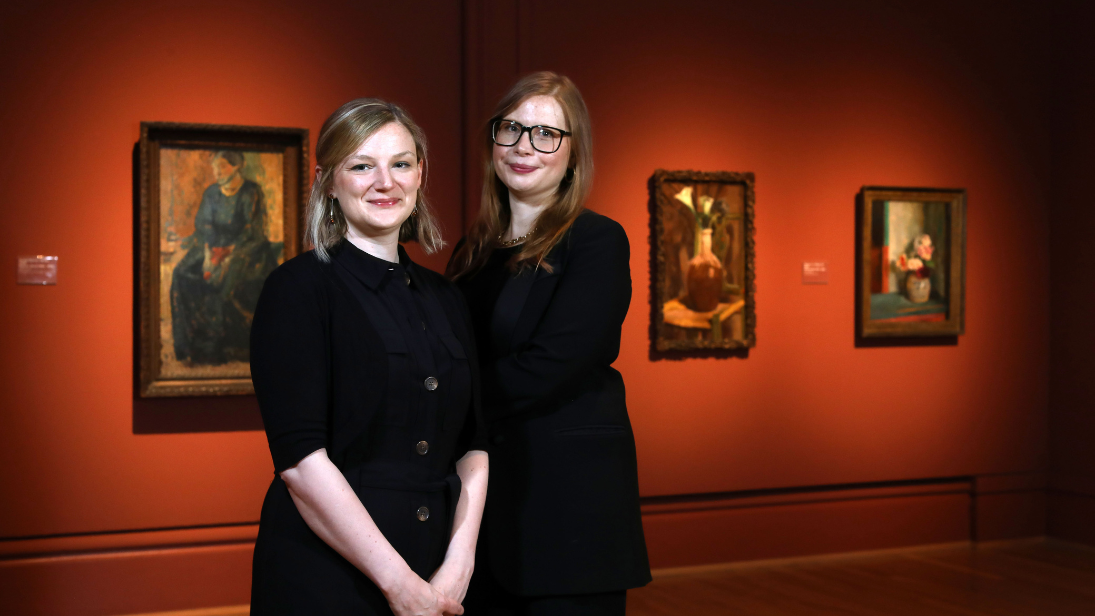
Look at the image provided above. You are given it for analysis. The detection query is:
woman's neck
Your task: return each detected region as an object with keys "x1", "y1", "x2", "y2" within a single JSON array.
[
  {"x1": 506, "y1": 194, "x2": 549, "y2": 241},
  {"x1": 345, "y1": 226, "x2": 399, "y2": 263}
]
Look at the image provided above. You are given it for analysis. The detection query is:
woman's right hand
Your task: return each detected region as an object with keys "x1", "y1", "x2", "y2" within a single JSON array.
[{"x1": 385, "y1": 572, "x2": 464, "y2": 616}]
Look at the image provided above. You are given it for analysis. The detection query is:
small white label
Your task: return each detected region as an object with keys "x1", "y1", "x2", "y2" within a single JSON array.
[
  {"x1": 17, "y1": 255, "x2": 58, "y2": 285},
  {"x1": 802, "y1": 261, "x2": 828, "y2": 284}
]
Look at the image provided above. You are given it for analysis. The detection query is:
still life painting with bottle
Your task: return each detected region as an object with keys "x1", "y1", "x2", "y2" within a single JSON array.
[{"x1": 651, "y1": 170, "x2": 756, "y2": 352}]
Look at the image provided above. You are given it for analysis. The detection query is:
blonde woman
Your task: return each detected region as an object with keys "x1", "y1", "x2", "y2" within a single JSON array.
[
  {"x1": 250, "y1": 99, "x2": 487, "y2": 616},
  {"x1": 448, "y1": 72, "x2": 650, "y2": 615}
]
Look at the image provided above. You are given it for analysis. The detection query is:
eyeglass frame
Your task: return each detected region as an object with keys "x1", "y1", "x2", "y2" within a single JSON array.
[{"x1": 490, "y1": 118, "x2": 572, "y2": 154}]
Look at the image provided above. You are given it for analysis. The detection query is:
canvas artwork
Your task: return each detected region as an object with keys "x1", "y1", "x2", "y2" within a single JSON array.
[
  {"x1": 858, "y1": 187, "x2": 965, "y2": 338},
  {"x1": 139, "y1": 123, "x2": 307, "y2": 397},
  {"x1": 159, "y1": 148, "x2": 284, "y2": 374},
  {"x1": 651, "y1": 170, "x2": 756, "y2": 352}
]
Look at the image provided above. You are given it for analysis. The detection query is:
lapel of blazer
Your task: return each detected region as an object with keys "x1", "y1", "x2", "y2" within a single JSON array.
[
  {"x1": 489, "y1": 236, "x2": 571, "y2": 355},
  {"x1": 490, "y1": 266, "x2": 541, "y2": 355}
]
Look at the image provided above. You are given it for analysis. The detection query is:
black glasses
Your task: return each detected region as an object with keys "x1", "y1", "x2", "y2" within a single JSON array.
[{"x1": 491, "y1": 119, "x2": 571, "y2": 154}]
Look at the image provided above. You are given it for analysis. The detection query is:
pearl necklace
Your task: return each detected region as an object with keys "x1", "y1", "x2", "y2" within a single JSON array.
[{"x1": 498, "y1": 228, "x2": 535, "y2": 247}]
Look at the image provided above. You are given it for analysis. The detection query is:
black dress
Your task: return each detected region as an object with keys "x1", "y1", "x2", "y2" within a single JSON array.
[
  {"x1": 171, "y1": 179, "x2": 281, "y2": 365},
  {"x1": 249, "y1": 241, "x2": 485, "y2": 615},
  {"x1": 455, "y1": 211, "x2": 650, "y2": 614}
]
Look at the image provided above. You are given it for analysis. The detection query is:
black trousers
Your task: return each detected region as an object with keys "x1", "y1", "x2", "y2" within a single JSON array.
[
  {"x1": 471, "y1": 589, "x2": 626, "y2": 616},
  {"x1": 465, "y1": 559, "x2": 626, "y2": 616}
]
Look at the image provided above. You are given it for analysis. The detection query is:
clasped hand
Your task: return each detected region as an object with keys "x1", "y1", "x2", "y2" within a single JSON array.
[{"x1": 386, "y1": 571, "x2": 464, "y2": 616}]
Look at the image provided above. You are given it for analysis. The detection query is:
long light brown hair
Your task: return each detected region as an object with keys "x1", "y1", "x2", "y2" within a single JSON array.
[
  {"x1": 306, "y1": 98, "x2": 444, "y2": 262},
  {"x1": 447, "y1": 72, "x2": 593, "y2": 279}
]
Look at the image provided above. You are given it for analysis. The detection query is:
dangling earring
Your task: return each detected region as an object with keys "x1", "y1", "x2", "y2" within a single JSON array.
[
  {"x1": 412, "y1": 206, "x2": 419, "y2": 217},
  {"x1": 328, "y1": 195, "x2": 337, "y2": 224}
]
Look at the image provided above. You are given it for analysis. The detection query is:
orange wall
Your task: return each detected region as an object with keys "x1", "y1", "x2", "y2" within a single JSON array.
[
  {"x1": 0, "y1": 0, "x2": 463, "y2": 543},
  {"x1": 0, "y1": 0, "x2": 1064, "y2": 613}
]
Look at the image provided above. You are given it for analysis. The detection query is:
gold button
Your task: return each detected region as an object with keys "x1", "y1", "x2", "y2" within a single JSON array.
[
  {"x1": 416, "y1": 506, "x2": 430, "y2": 522},
  {"x1": 424, "y1": 376, "x2": 438, "y2": 391},
  {"x1": 416, "y1": 440, "x2": 429, "y2": 456}
]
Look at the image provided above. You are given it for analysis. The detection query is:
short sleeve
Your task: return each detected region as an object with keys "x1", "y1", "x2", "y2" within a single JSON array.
[{"x1": 250, "y1": 263, "x2": 330, "y2": 473}]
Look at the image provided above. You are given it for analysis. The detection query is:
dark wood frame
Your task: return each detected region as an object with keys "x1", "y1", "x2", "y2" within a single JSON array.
[
  {"x1": 651, "y1": 169, "x2": 757, "y2": 352},
  {"x1": 857, "y1": 186, "x2": 966, "y2": 339},
  {"x1": 138, "y1": 122, "x2": 308, "y2": 397}
]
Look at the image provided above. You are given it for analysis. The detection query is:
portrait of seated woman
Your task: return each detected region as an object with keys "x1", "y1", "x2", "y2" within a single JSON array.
[{"x1": 169, "y1": 150, "x2": 283, "y2": 366}]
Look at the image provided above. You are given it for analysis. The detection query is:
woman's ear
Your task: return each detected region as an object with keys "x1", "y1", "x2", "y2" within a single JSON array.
[{"x1": 314, "y1": 165, "x2": 323, "y2": 183}]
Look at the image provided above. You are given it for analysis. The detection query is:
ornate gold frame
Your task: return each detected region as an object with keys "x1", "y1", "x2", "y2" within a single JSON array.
[
  {"x1": 137, "y1": 122, "x2": 308, "y2": 397},
  {"x1": 650, "y1": 169, "x2": 757, "y2": 353}
]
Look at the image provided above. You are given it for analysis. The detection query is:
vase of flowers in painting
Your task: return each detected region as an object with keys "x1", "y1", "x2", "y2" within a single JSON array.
[
  {"x1": 898, "y1": 234, "x2": 935, "y2": 304},
  {"x1": 905, "y1": 272, "x2": 931, "y2": 303},
  {"x1": 687, "y1": 228, "x2": 723, "y2": 312},
  {"x1": 674, "y1": 186, "x2": 729, "y2": 313}
]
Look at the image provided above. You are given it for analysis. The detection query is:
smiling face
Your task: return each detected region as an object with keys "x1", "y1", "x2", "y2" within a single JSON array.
[
  {"x1": 493, "y1": 94, "x2": 571, "y2": 206},
  {"x1": 330, "y1": 122, "x2": 422, "y2": 242}
]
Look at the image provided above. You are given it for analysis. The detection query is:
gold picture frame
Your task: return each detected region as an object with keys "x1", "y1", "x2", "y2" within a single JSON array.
[
  {"x1": 857, "y1": 186, "x2": 966, "y2": 339},
  {"x1": 651, "y1": 169, "x2": 756, "y2": 352},
  {"x1": 138, "y1": 122, "x2": 308, "y2": 397}
]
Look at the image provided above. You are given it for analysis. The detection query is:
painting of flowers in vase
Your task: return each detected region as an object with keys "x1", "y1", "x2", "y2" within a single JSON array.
[
  {"x1": 651, "y1": 170, "x2": 756, "y2": 352},
  {"x1": 858, "y1": 187, "x2": 966, "y2": 339}
]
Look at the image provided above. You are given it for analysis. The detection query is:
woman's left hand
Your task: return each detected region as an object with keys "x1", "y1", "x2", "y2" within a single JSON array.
[
  {"x1": 428, "y1": 556, "x2": 474, "y2": 605},
  {"x1": 430, "y1": 450, "x2": 488, "y2": 604}
]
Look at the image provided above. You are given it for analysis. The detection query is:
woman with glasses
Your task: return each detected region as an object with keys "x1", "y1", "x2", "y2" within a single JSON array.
[
  {"x1": 250, "y1": 98, "x2": 487, "y2": 616},
  {"x1": 447, "y1": 72, "x2": 650, "y2": 615}
]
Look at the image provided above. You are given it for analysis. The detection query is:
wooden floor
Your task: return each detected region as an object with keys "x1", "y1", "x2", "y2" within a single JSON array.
[
  {"x1": 118, "y1": 539, "x2": 1095, "y2": 616},
  {"x1": 628, "y1": 539, "x2": 1095, "y2": 616}
]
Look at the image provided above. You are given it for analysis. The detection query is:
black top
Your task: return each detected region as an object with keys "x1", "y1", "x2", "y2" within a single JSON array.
[
  {"x1": 194, "y1": 180, "x2": 266, "y2": 247},
  {"x1": 460, "y1": 245, "x2": 518, "y2": 370},
  {"x1": 249, "y1": 241, "x2": 485, "y2": 615},
  {"x1": 454, "y1": 211, "x2": 651, "y2": 597}
]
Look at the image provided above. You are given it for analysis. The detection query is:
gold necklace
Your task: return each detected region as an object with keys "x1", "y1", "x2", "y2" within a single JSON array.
[{"x1": 498, "y1": 227, "x2": 535, "y2": 247}]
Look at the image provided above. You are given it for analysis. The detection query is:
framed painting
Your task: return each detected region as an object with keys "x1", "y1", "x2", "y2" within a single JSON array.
[
  {"x1": 651, "y1": 169, "x2": 756, "y2": 352},
  {"x1": 857, "y1": 186, "x2": 966, "y2": 338},
  {"x1": 138, "y1": 122, "x2": 308, "y2": 397}
]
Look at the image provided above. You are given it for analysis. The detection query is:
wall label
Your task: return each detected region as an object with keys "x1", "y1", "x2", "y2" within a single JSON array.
[
  {"x1": 17, "y1": 255, "x2": 58, "y2": 285},
  {"x1": 802, "y1": 261, "x2": 828, "y2": 284}
]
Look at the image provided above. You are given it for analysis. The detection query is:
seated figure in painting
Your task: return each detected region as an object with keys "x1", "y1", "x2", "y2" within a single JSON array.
[{"x1": 170, "y1": 150, "x2": 283, "y2": 365}]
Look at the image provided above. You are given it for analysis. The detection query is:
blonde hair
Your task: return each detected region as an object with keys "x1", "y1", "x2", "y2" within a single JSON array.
[
  {"x1": 306, "y1": 98, "x2": 444, "y2": 262},
  {"x1": 447, "y1": 71, "x2": 593, "y2": 279}
]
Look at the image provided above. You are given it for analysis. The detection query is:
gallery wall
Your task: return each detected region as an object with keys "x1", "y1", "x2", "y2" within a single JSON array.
[{"x1": 0, "y1": 0, "x2": 1066, "y2": 614}]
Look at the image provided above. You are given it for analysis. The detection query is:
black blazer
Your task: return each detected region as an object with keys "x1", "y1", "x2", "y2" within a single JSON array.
[{"x1": 461, "y1": 211, "x2": 651, "y2": 596}]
